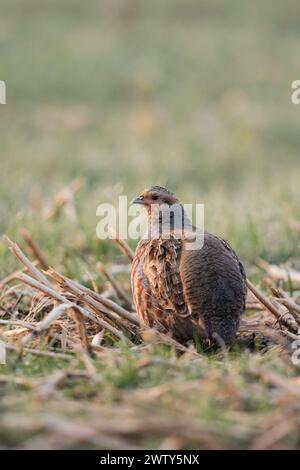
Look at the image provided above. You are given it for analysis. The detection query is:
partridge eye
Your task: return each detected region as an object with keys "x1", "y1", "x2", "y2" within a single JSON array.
[{"x1": 151, "y1": 195, "x2": 158, "y2": 201}]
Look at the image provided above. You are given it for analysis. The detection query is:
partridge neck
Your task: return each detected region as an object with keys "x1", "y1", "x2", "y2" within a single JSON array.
[{"x1": 147, "y1": 204, "x2": 192, "y2": 240}]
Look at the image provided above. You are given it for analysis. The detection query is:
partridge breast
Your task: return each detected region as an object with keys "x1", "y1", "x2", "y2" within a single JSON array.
[{"x1": 131, "y1": 232, "x2": 247, "y2": 345}]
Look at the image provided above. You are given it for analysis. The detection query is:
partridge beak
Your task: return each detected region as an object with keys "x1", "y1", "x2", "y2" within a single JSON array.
[{"x1": 132, "y1": 195, "x2": 146, "y2": 205}]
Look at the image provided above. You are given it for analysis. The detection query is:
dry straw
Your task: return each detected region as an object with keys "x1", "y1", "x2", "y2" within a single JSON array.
[{"x1": 1, "y1": 230, "x2": 300, "y2": 362}]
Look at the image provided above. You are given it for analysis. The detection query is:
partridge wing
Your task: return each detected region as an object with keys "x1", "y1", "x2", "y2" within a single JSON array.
[{"x1": 144, "y1": 237, "x2": 191, "y2": 318}]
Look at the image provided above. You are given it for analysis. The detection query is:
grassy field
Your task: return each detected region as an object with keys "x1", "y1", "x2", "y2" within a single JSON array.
[{"x1": 1, "y1": 0, "x2": 300, "y2": 449}]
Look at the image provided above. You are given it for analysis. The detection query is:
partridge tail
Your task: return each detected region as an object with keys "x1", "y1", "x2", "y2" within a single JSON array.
[{"x1": 203, "y1": 315, "x2": 239, "y2": 347}]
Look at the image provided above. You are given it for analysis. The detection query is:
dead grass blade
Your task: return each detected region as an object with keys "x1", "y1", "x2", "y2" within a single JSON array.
[
  {"x1": 69, "y1": 307, "x2": 92, "y2": 355},
  {"x1": 246, "y1": 279, "x2": 298, "y2": 334},
  {"x1": 44, "y1": 178, "x2": 84, "y2": 221},
  {"x1": 17, "y1": 273, "x2": 126, "y2": 341},
  {"x1": 0, "y1": 261, "x2": 39, "y2": 292},
  {"x1": 97, "y1": 261, "x2": 133, "y2": 311},
  {"x1": 46, "y1": 268, "x2": 140, "y2": 326},
  {"x1": 108, "y1": 226, "x2": 134, "y2": 261},
  {"x1": 257, "y1": 258, "x2": 300, "y2": 289},
  {"x1": 21, "y1": 303, "x2": 72, "y2": 348},
  {"x1": 20, "y1": 228, "x2": 49, "y2": 270},
  {"x1": 4, "y1": 236, "x2": 51, "y2": 287},
  {"x1": 4, "y1": 341, "x2": 72, "y2": 360}
]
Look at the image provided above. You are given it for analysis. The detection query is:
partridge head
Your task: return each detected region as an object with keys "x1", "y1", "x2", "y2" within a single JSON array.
[
  {"x1": 132, "y1": 186, "x2": 194, "y2": 240},
  {"x1": 132, "y1": 186, "x2": 179, "y2": 208}
]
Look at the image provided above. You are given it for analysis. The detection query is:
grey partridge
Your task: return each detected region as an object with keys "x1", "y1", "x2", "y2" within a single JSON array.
[{"x1": 131, "y1": 186, "x2": 247, "y2": 346}]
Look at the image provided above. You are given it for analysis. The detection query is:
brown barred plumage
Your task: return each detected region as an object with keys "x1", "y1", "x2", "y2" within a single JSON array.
[{"x1": 131, "y1": 187, "x2": 247, "y2": 346}]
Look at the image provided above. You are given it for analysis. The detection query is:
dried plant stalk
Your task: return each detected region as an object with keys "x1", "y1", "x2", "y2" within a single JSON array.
[
  {"x1": 257, "y1": 258, "x2": 300, "y2": 288},
  {"x1": 47, "y1": 268, "x2": 140, "y2": 326},
  {"x1": 277, "y1": 298, "x2": 300, "y2": 322},
  {"x1": 97, "y1": 262, "x2": 133, "y2": 311},
  {"x1": 17, "y1": 273, "x2": 126, "y2": 341},
  {"x1": 22, "y1": 303, "x2": 72, "y2": 348},
  {"x1": 0, "y1": 319, "x2": 37, "y2": 331},
  {"x1": 47, "y1": 270, "x2": 132, "y2": 330},
  {"x1": 246, "y1": 279, "x2": 298, "y2": 334},
  {"x1": 4, "y1": 341, "x2": 72, "y2": 360},
  {"x1": 20, "y1": 228, "x2": 49, "y2": 270},
  {"x1": 69, "y1": 307, "x2": 92, "y2": 355},
  {"x1": 108, "y1": 226, "x2": 134, "y2": 261},
  {"x1": 0, "y1": 260, "x2": 39, "y2": 291},
  {"x1": 5, "y1": 237, "x2": 51, "y2": 287}
]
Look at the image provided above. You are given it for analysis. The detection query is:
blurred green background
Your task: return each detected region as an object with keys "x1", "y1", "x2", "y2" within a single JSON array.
[{"x1": 1, "y1": 0, "x2": 300, "y2": 274}]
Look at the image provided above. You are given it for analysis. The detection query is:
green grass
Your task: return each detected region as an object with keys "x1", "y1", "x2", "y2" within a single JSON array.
[
  {"x1": 1, "y1": 0, "x2": 300, "y2": 266},
  {"x1": 1, "y1": 345, "x2": 299, "y2": 449},
  {"x1": 1, "y1": 0, "x2": 300, "y2": 449}
]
